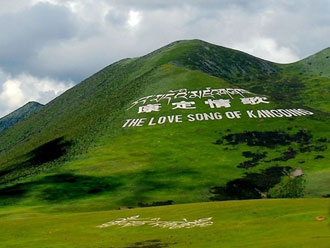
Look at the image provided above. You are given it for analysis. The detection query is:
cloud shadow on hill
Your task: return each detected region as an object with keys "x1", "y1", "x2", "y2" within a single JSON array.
[{"x1": 0, "y1": 137, "x2": 73, "y2": 184}]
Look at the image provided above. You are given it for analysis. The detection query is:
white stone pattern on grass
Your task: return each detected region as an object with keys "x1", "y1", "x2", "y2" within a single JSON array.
[{"x1": 97, "y1": 215, "x2": 213, "y2": 229}]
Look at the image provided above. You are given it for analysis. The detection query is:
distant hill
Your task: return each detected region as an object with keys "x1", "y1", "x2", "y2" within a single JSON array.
[
  {"x1": 286, "y1": 47, "x2": 330, "y2": 78},
  {"x1": 0, "y1": 101, "x2": 43, "y2": 134},
  {"x1": 0, "y1": 39, "x2": 329, "y2": 212}
]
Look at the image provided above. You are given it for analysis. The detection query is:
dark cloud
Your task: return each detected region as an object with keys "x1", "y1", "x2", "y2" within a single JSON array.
[{"x1": 105, "y1": 8, "x2": 128, "y2": 25}]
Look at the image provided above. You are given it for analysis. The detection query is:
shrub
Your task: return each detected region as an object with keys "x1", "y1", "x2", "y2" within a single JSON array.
[{"x1": 268, "y1": 174, "x2": 305, "y2": 198}]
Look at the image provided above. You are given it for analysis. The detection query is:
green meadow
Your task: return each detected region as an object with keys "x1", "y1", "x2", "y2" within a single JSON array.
[{"x1": 1, "y1": 199, "x2": 330, "y2": 248}]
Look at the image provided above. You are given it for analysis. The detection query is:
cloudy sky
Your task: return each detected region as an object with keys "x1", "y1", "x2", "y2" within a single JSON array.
[{"x1": 0, "y1": 0, "x2": 329, "y2": 117}]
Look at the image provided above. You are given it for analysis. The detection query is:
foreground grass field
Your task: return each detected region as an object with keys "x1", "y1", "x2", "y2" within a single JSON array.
[{"x1": 1, "y1": 198, "x2": 330, "y2": 248}]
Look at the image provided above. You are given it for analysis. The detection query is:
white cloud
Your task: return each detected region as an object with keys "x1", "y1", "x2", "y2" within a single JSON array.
[
  {"x1": 231, "y1": 37, "x2": 300, "y2": 63},
  {"x1": 0, "y1": 80, "x2": 25, "y2": 109},
  {"x1": 0, "y1": 70, "x2": 73, "y2": 117},
  {"x1": 0, "y1": 0, "x2": 32, "y2": 14},
  {"x1": 127, "y1": 10, "x2": 142, "y2": 28}
]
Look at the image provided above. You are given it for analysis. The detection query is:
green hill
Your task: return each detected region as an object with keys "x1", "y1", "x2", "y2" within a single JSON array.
[
  {"x1": 0, "y1": 39, "x2": 329, "y2": 214},
  {"x1": 0, "y1": 101, "x2": 43, "y2": 134},
  {"x1": 286, "y1": 47, "x2": 330, "y2": 78}
]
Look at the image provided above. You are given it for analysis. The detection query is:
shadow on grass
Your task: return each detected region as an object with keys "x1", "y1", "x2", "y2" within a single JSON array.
[
  {"x1": 215, "y1": 130, "x2": 313, "y2": 148},
  {"x1": 109, "y1": 239, "x2": 177, "y2": 248},
  {"x1": 0, "y1": 173, "x2": 122, "y2": 205},
  {"x1": 0, "y1": 137, "x2": 73, "y2": 184},
  {"x1": 27, "y1": 137, "x2": 72, "y2": 166},
  {"x1": 0, "y1": 166, "x2": 198, "y2": 207},
  {"x1": 118, "y1": 167, "x2": 199, "y2": 207}
]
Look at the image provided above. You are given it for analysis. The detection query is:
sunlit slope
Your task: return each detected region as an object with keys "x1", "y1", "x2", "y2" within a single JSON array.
[
  {"x1": 0, "y1": 40, "x2": 330, "y2": 211},
  {"x1": 1, "y1": 199, "x2": 330, "y2": 248}
]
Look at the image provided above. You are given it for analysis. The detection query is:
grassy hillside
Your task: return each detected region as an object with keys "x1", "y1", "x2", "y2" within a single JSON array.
[
  {"x1": 1, "y1": 199, "x2": 330, "y2": 248},
  {"x1": 0, "y1": 39, "x2": 329, "y2": 213},
  {"x1": 0, "y1": 101, "x2": 43, "y2": 134},
  {"x1": 285, "y1": 47, "x2": 330, "y2": 78}
]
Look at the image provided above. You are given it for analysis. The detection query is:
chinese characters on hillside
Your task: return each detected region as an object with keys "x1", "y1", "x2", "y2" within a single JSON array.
[
  {"x1": 122, "y1": 87, "x2": 313, "y2": 128},
  {"x1": 129, "y1": 88, "x2": 252, "y2": 112},
  {"x1": 137, "y1": 96, "x2": 269, "y2": 113}
]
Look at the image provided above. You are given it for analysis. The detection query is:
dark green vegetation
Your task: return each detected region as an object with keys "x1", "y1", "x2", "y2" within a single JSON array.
[
  {"x1": 210, "y1": 166, "x2": 291, "y2": 200},
  {"x1": 0, "y1": 39, "x2": 329, "y2": 213},
  {"x1": 0, "y1": 101, "x2": 43, "y2": 134}
]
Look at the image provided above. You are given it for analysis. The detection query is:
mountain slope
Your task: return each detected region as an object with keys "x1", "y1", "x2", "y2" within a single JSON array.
[
  {"x1": 286, "y1": 47, "x2": 330, "y2": 78},
  {"x1": 0, "y1": 40, "x2": 278, "y2": 181},
  {"x1": 0, "y1": 40, "x2": 329, "y2": 212},
  {"x1": 0, "y1": 101, "x2": 43, "y2": 134}
]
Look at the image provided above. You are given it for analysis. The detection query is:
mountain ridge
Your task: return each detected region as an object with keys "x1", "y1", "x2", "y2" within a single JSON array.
[
  {"x1": 0, "y1": 101, "x2": 43, "y2": 134},
  {"x1": 288, "y1": 46, "x2": 330, "y2": 78}
]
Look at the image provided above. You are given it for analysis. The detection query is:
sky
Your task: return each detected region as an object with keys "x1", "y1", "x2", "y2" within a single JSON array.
[{"x1": 0, "y1": 0, "x2": 330, "y2": 117}]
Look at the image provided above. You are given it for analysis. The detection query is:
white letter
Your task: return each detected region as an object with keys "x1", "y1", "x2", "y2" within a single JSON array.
[
  {"x1": 233, "y1": 111, "x2": 241, "y2": 118},
  {"x1": 214, "y1": 112, "x2": 222, "y2": 120},
  {"x1": 158, "y1": 116, "x2": 166, "y2": 124},
  {"x1": 136, "y1": 118, "x2": 146, "y2": 127},
  {"x1": 122, "y1": 119, "x2": 132, "y2": 128},
  {"x1": 148, "y1": 117, "x2": 156, "y2": 126},
  {"x1": 225, "y1": 112, "x2": 236, "y2": 119},
  {"x1": 246, "y1": 110, "x2": 257, "y2": 118},
  {"x1": 187, "y1": 114, "x2": 195, "y2": 122},
  {"x1": 175, "y1": 115, "x2": 183, "y2": 123}
]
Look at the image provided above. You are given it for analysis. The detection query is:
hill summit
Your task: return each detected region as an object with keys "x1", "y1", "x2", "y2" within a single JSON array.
[{"x1": 0, "y1": 101, "x2": 43, "y2": 134}]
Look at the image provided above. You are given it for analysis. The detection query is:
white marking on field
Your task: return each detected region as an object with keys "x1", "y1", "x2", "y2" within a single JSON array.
[{"x1": 97, "y1": 215, "x2": 213, "y2": 229}]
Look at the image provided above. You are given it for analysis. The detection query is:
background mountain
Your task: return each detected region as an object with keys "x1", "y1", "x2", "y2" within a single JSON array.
[
  {"x1": 287, "y1": 47, "x2": 330, "y2": 78},
  {"x1": 0, "y1": 39, "x2": 329, "y2": 210},
  {"x1": 0, "y1": 101, "x2": 43, "y2": 134}
]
